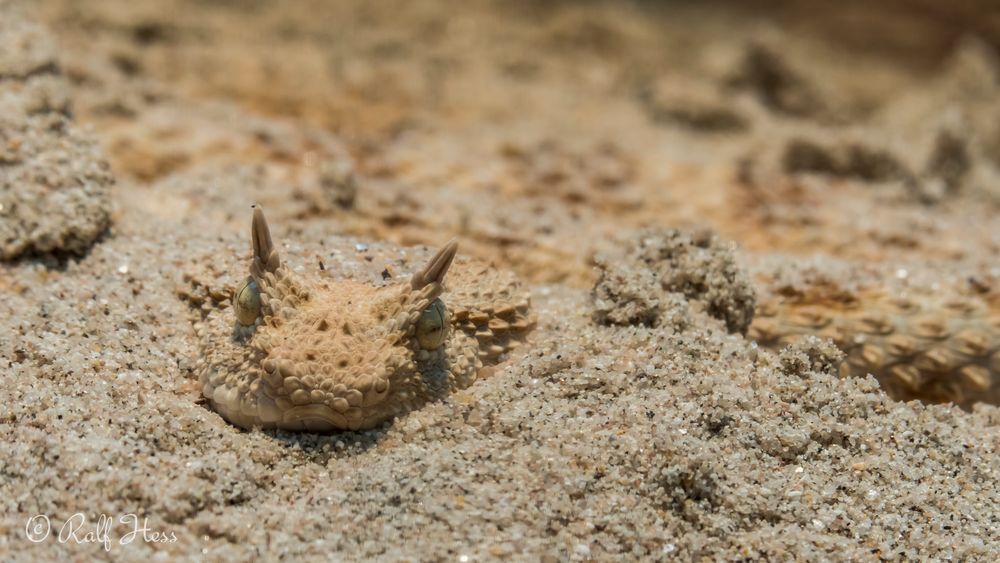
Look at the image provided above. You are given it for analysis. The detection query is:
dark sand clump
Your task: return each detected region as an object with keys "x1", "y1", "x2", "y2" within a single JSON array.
[
  {"x1": 0, "y1": 0, "x2": 112, "y2": 260},
  {"x1": 592, "y1": 228, "x2": 757, "y2": 334}
]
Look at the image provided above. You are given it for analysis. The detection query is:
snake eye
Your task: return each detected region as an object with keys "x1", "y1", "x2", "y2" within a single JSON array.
[
  {"x1": 416, "y1": 298, "x2": 448, "y2": 350},
  {"x1": 233, "y1": 277, "x2": 261, "y2": 326}
]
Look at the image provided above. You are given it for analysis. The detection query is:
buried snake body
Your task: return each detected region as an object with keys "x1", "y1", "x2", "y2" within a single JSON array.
[{"x1": 182, "y1": 212, "x2": 999, "y2": 432}]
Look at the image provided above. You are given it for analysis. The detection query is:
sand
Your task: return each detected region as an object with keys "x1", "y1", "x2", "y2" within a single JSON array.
[{"x1": 2, "y1": 0, "x2": 1000, "y2": 560}]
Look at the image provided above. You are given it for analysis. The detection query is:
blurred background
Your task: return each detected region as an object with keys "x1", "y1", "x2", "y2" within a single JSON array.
[{"x1": 30, "y1": 0, "x2": 1000, "y2": 284}]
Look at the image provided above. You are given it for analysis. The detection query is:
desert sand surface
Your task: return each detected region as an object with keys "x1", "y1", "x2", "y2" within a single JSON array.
[{"x1": 2, "y1": 0, "x2": 1000, "y2": 560}]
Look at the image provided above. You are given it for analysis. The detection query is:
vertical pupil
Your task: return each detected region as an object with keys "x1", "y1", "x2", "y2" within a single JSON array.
[
  {"x1": 235, "y1": 278, "x2": 260, "y2": 325},
  {"x1": 417, "y1": 299, "x2": 447, "y2": 349}
]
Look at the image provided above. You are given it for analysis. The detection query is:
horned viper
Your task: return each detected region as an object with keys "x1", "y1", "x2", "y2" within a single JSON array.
[
  {"x1": 179, "y1": 207, "x2": 535, "y2": 431},
  {"x1": 750, "y1": 282, "x2": 1000, "y2": 409}
]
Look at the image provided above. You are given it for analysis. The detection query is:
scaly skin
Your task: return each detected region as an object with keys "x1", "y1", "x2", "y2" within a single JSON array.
[
  {"x1": 179, "y1": 207, "x2": 534, "y2": 431},
  {"x1": 750, "y1": 284, "x2": 1000, "y2": 408}
]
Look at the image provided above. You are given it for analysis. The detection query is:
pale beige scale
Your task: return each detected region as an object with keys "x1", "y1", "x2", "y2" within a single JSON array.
[
  {"x1": 180, "y1": 207, "x2": 535, "y2": 431},
  {"x1": 750, "y1": 286, "x2": 1000, "y2": 408}
]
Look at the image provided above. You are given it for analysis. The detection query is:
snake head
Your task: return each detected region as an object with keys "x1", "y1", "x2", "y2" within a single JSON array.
[{"x1": 209, "y1": 206, "x2": 470, "y2": 431}]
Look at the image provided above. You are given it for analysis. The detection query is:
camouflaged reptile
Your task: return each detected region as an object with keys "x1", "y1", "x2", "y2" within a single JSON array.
[
  {"x1": 751, "y1": 283, "x2": 1000, "y2": 409},
  {"x1": 180, "y1": 207, "x2": 535, "y2": 431}
]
